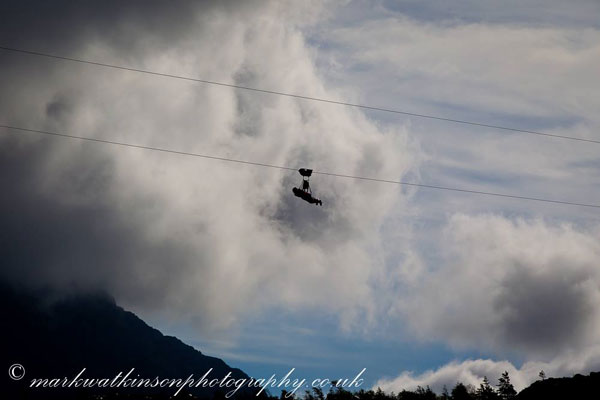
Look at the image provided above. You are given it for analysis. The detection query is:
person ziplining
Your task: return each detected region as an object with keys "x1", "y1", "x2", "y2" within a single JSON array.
[{"x1": 292, "y1": 168, "x2": 322, "y2": 206}]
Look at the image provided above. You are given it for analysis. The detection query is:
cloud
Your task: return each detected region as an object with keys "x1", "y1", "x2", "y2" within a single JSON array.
[
  {"x1": 375, "y1": 346, "x2": 600, "y2": 393},
  {"x1": 316, "y1": 6, "x2": 600, "y2": 123},
  {"x1": 310, "y1": 7, "x2": 600, "y2": 223},
  {"x1": 396, "y1": 214, "x2": 600, "y2": 359},
  {"x1": 375, "y1": 0, "x2": 600, "y2": 28},
  {"x1": 0, "y1": 1, "x2": 417, "y2": 335},
  {"x1": 376, "y1": 359, "x2": 525, "y2": 393}
]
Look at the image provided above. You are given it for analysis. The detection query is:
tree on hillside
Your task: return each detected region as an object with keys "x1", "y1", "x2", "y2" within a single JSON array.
[
  {"x1": 538, "y1": 370, "x2": 546, "y2": 380},
  {"x1": 451, "y1": 382, "x2": 474, "y2": 400},
  {"x1": 441, "y1": 385, "x2": 450, "y2": 400},
  {"x1": 476, "y1": 376, "x2": 499, "y2": 400},
  {"x1": 416, "y1": 386, "x2": 437, "y2": 400},
  {"x1": 497, "y1": 371, "x2": 516, "y2": 399}
]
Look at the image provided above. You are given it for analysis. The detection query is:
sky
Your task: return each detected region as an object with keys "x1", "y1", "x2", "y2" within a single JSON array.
[{"x1": 1, "y1": 0, "x2": 600, "y2": 394}]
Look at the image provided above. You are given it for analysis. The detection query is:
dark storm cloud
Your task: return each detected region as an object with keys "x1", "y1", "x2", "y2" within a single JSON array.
[
  {"x1": 0, "y1": 0, "x2": 201, "y2": 302},
  {"x1": 0, "y1": 135, "x2": 196, "y2": 307},
  {"x1": 495, "y1": 264, "x2": 595, "y2": 353},
  {"x1": 0, "y1": 0, "x2": 253, "y2": 319},
  {"x1": 1, "y1": 0, "x2": 198, "y2": 53}
]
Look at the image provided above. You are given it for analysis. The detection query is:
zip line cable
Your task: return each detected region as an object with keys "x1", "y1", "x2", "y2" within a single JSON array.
[
  {"x1": 2, "y1": 124, "x2": 599, "y2": 209},
  {"x1": 0, "y1": 125, "x2": 296, "y2": 172},
  {"x1": 1, "y1": 45, "x2": 598, "y2": 145}
]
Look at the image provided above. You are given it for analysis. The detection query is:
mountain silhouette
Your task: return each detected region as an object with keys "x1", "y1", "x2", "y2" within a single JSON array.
[{"x1": 1, "y1": 281, "x2": 256, "y2": 399}]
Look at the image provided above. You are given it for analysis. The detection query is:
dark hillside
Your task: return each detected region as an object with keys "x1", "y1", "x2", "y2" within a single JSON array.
[
  {"x1": 1, "y1": 282, "x2": 253, "y2": 399},
  {"x1": 516, "y1": 372, "x2": 600, "y2": 400}
]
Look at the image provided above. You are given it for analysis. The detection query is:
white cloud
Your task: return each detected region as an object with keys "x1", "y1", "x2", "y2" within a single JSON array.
[
  {"x1": 376, "y1": 358, "x2": 525, "y2": 393},
  {"x1": 375, "y1": 346, "x2": 600, "y2": 393},
  {"x1": 310, "y1": 7, "x2": 600, "y2": 223},
  {"x1": 316, "y1": 11, "x2": 600, "y2": 124}
]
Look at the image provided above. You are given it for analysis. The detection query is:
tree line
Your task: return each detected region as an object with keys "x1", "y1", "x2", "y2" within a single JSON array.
[{"x1": 284, "y1": 370, "x2": 519, "y2": 400}]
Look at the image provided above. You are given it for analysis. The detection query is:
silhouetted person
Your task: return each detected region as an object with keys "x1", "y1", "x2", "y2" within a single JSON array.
[
  {"x1": 293, "y1": 168, "x2": 323, "y2": 206},
  {"x1": 293, "y1": 187, "x2": 322, "y2": 206}
]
